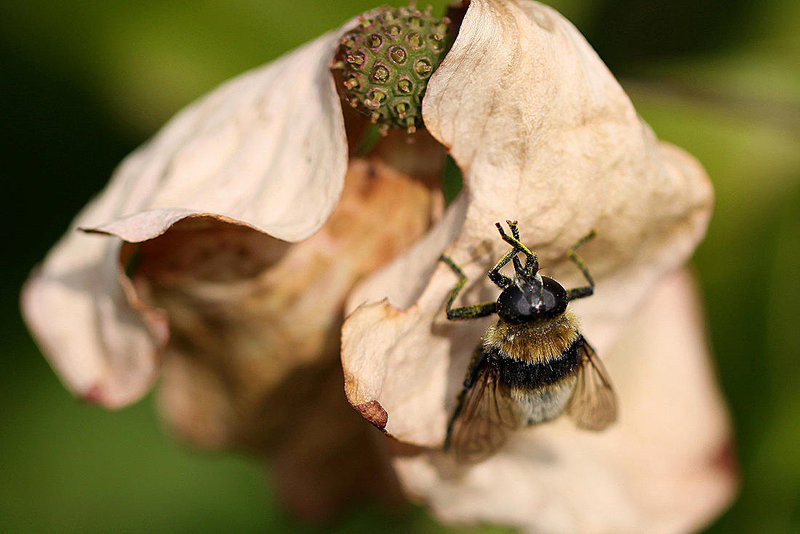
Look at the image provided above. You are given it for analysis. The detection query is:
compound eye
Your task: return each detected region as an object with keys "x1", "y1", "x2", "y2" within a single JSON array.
[
  {"x1": 540, "y1": 277, "x2": 568, "y2": 317},
  {"x1": 496, "y1": 286, "x2": 533, "y2": 324},
  {"x1": 541, "y1": 288, "x2": 558, "y2": 311}
]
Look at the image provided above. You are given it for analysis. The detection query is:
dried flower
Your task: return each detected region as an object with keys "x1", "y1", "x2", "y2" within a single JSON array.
[{"x1": 22, "y1": 0, "x2": 736, "y2": 530}]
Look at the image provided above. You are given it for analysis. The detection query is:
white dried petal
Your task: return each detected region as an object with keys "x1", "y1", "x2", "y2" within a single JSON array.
[{"x1": 22, "y1": 28, "x2": 349, "y2": 406}]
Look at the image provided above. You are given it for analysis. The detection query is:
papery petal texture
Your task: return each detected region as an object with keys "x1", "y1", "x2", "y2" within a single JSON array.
[{"x1": 22, "y1": 28, "x2": 349, "y2": 407}]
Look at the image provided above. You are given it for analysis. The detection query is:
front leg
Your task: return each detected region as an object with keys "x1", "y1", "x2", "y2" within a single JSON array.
[
  {"x1": 495, "y1": 221, "x2": 539, "y2": 277},
  {"x1": 440, "y1": 255, "x2": 497, "y2": 320},
  {"x1": 487, "y1": 246, "x2": 517, "y2": 289}
]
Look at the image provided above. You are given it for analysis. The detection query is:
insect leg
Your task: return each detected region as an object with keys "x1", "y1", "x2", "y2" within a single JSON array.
[
  {"x1": 487, "y1": 247, "x2": 516, "y2": 288},
  {"x1": 496, "y1": 221, "x2": 538, "y2": 277},
  {"x1": 440, "y1": 255, "x2": 497, "y2": 320},
  {"x1": 566, "y1": 229, "x2": 597, "y2": 301}
]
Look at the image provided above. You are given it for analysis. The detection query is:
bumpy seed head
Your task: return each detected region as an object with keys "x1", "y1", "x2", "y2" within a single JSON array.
[{"x1": 335, "y1": 4, "x2": 450, "y2": 135}]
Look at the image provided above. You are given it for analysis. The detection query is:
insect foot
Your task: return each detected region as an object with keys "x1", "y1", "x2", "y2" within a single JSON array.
[{"x1": 334, "y1": 4, "x2": 450, "y2": 135}]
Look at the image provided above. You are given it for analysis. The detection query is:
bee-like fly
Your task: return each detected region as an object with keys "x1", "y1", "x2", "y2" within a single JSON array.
[{"x1": 441, "y1": 220, "x2": 616, "y2": 463}]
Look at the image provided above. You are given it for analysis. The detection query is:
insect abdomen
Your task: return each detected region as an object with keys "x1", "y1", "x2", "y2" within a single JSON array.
[{"x1": 489, "y1": 336, "x2": 585, "y2": 425}]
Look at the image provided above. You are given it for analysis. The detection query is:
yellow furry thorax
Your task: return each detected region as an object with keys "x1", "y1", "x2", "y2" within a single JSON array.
[{"x1": 483, "y1": 311, "x2": 581, "y2": 363}]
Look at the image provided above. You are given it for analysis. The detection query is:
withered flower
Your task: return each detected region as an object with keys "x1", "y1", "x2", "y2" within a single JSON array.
[{"x1": 22, "y1": 0, "x2": 736, "y2": 531}]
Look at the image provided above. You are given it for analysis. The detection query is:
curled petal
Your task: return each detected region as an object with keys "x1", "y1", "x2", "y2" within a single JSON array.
[
  {"x1": 152, "y1": 159, "x2": 438, "y2": 448},
  {"x1": 148, "y1": 158, "x2": 437, "y2": 517},
  {"x1": 22, "y1": 27, "x2": 350, "y2": 406},
  {"x1": 89, "y1": 26, "x2": 348, "y2": 243},
  {"x1": 22, "y1": 235, "x2": 167, "y2": 407},
  {"x1": 422, "y1": 0, "x2": 712, "y2": 285}
]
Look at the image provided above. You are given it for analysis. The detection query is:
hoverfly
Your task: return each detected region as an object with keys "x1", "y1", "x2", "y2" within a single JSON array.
[{"x1": 440, "y1": 220, "x2": 616, "y2": 463}]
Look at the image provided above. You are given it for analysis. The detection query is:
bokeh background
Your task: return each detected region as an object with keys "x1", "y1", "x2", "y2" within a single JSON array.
[{"x1": 2, "y1": 0, "x2": 798, "y2": 532}]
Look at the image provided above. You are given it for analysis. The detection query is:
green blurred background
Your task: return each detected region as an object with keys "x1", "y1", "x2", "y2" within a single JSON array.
[{"x1": 1, "y1": 0, "x2": 798, "y2": 532}]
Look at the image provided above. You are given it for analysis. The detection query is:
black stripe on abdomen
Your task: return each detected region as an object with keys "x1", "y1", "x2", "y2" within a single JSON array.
[{"x1": 490, "y1": 336, "x2": 584, "y2": 388}]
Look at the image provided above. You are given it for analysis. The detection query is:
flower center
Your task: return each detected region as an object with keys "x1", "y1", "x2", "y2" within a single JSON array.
[{"x1": 334, "y1": 4, "x2": 451, "y2": 135}]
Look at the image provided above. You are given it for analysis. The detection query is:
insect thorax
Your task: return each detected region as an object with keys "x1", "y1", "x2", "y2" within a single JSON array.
[{"x1": 483, "y1": 310, "x2": 581, "y2": 363}]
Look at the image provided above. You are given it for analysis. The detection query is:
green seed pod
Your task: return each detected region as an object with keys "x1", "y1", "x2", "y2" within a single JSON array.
[{"x1": 334, "y1": 4, "x2": 451, "y2": 135}]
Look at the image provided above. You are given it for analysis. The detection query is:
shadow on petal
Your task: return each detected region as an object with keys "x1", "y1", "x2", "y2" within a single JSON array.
[{"x1": 132, "y1": 159, "x2": 440, "y2": 518}]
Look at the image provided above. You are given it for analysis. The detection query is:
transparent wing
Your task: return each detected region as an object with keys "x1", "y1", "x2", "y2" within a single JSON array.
[
  {"x1": 446, "y1": 357, "x2": 521, "y2": 463},
  {"x1": 566, "y1": 338, "x2": 617, "y2": 430}
]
